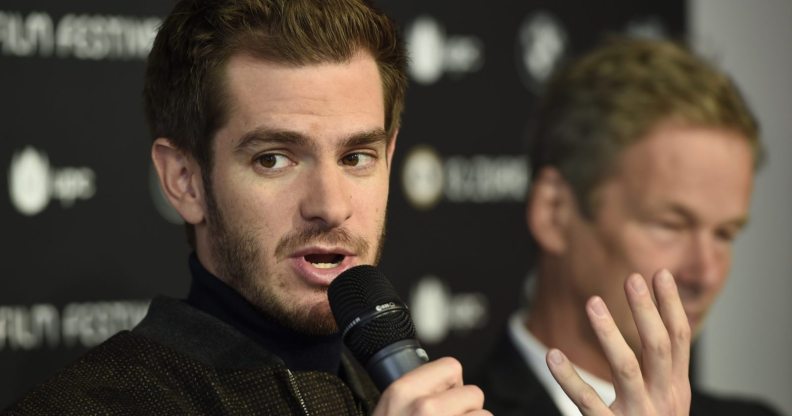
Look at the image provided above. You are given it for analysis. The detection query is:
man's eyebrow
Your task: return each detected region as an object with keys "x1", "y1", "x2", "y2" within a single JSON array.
[
  {"x1": 234, "y1": 128, "x2": 312, "y2": 153},
  {"x1": 235, "y1": 127, "x2": 389, "y2": 153},
  {"x1": 725, "y1": 216, "x2": 749, "y2": 231},
  {"x1": 666, "y1": 203, "x2": 749, "y2": 230},
  {"x1": 341, "y1": 128, "x2": 390, "y2": 149}
]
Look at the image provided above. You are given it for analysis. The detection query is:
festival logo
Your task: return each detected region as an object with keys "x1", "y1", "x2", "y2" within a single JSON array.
[
  {"x1": 515, "y1": 11, "x2": 567, "y2": 93},
  {"x1": 410, "y1": 275, "x2": 489, "y2": 344},
  {"x1": 405, "y1": 15, "x2": 484, "y2": 85},
  {"x1": 8, "y1": 146, "x2": 96, "y2": 216}
]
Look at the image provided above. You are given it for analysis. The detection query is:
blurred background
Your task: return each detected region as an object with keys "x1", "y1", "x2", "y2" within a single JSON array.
[{"x1": 1, "y1": 0, "x2": 789, "y2": 412}]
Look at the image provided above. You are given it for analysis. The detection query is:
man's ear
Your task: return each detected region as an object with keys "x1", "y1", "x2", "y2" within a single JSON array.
[
  {"x1": 526, "y1": 167, "x2": 576, "y2": 254},
  {"x1": 151, "y1": 138, "x2": 206, "y2": 225}
]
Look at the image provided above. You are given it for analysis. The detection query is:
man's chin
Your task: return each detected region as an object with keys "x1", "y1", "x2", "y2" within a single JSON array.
[
  {"x1": 292, "y1": 314, "x2": 338, "y2": 336},
  {"x1": 284, "y1": 301, "x2": 339, "y2": 336}
]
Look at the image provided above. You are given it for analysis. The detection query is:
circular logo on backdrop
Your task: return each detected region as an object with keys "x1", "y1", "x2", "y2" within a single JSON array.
[
  {"x1": 8, "y1": 146, "x2": 51, "y2": 216},
  {"x1": 410, "y1": 276, "x2": 451, "y2": 344},
  {"x1": 8, "y1": 146, "x2": 97, "y2": 216},
  {"x1": 410, "y1": 275, "x2": 490, "y2": 344},
  {"x1": 405, "y1": 15, "x2": 484, "y2": 86},
  {"x1": 406, "y1": 15, "x2": 446, "y2": 85},
  {"x1": 401, "y1": 145, "x2": 444, "y2": 210},
  {"x1": 515, "y1": 12, "x2": 567, "y2": 93}
]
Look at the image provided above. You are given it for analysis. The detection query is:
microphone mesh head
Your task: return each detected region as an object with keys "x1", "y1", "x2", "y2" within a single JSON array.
[{"x1": 328, "y1": 265, "x2": 417, "y2": 364}]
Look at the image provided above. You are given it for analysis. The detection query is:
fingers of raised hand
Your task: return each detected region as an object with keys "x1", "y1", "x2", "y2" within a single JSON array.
[
  {"x1": 546, "y1": 349, "x2": 611, "y2": 416},
  {"x1": 625, "y1": 273, "x2": 672, "y2": 395},
  {"x1": 619, "y1": 271, "x2": 691, "y2": 414},
  {"x1": 565, "y1": 272, "x2": 692, "y2": 416},
  {"x1": 651, "y1": 269, "x2": 692, "y2": 384},
  {"x1": 586, "y1": 296, "x2": 649, "y2": 414},
  {"x1": 650, "y1": 270, "x2": 692, "y2": 412}
]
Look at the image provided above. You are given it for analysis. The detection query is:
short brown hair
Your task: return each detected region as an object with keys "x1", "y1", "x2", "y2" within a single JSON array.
[
  {"x1": 529, "y1": 37, "x2": 762, "y2": 217},
  {"x1": 143, "y1": 0, "x2": 407, "y2": 247}
]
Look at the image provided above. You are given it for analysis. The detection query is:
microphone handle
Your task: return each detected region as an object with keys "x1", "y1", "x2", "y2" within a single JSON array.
[{"x1": 366, "y1": 339, "x2": 430, "y2": 391}]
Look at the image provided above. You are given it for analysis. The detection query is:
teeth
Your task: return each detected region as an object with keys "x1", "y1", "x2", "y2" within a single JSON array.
[
  {"x1": 311, "y1": 262, "x2": 341, "y2": 269},
  {"x1": 305, "y1": 253, "x2": 344, "y2": 269}
]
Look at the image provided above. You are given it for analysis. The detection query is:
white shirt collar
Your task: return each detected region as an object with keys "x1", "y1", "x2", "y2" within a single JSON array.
[{"x1": 508, "y1": 310, "x2": 616, "y2": 416}]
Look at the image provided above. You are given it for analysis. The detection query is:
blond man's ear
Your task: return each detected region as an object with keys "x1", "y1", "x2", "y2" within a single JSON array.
[{"x1": 526, "y1": 167, "x2": 577, "y2": 254}]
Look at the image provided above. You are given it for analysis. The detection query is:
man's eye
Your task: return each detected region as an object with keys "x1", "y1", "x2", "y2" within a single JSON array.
[
  {"x1": 658, "y1": 221, "x2": 685, "y2": 231},
  {"x1": 648, "y1": 220, "x2": 686, "y2": 241},
  {"x1": 341, "y1": 153, "x2": 376, "y2": 167},
  {"x1": 715, "y1": 228, "x2": 738, "y2": 243},
  {"x1": 256, "y1": 153, "x2": 292, "y2": 169}
]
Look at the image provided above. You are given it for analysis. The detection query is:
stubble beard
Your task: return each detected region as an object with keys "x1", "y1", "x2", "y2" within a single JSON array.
[{"x1": 204, "y1": 186, "x2": 386, "y2": 336}]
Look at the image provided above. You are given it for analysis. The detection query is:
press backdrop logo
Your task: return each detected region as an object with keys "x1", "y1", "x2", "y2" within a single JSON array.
[
  {"x1": 0, "y1": 300, "x2": 149, "y2": 351},
  {"x1": 401, "y1": 146, "x2": 445, "y2": 210},
  {"x1": 515, "y1": 11, "x2": 567, "y2": 93},
  {"x1": 8, "y1": 146, "x2": 96, "y2": 216},
  {"x1": 405, "y1": 15, "x2": 484, "y2": 85},
  {"x1": 0, "y1": 10, "x2": 160, "y2": 60},
  {"x1": 401, "y1": 144, "x2": 529, "y2": 210},
  {"x1": 410, "y1": 275, "x2": 489, "y2": 344}
]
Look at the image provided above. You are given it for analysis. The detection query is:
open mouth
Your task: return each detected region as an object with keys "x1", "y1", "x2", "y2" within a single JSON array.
[{"x1": 304, "y1": 253, "x2": 345, "y2": 269}]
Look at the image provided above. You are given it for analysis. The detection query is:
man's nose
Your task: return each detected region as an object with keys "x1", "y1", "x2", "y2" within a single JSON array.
[
  {"x1": 298, "y1": 162, "x2": 352, "y2": 228},
  {"x1": 675, "y1": 232, "x2": 725, "y2": 291}
]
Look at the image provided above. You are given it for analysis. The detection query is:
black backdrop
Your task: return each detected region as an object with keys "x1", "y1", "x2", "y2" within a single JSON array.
[{"x1": 0, "y1": 0, "x2": 684, "y2": 406}]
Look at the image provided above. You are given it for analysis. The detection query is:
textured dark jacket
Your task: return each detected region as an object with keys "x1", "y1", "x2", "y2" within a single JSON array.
[
  {"x1": 474, "y1": 332, "x2": 782, "y2": 416},
  {"x1": 4, "y1": 297, "x2": 380, "y2": 415}
]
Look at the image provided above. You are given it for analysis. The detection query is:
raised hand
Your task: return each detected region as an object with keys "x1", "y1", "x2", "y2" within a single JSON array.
[{"x1": 547, "y1": 269, "x2": 692, "y2": 415}]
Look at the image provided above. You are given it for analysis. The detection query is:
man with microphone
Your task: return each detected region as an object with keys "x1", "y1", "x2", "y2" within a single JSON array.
[
  {"x1": 7, "y1": 2, "x2": 691, "y2": 415},
  {"x1": 475, "y1": 38, "x2": 780, "y2": 415}
]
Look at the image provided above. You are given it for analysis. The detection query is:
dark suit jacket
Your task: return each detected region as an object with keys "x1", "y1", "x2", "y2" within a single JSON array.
[
  {"x1": 473, "y1": 332, "x2": 781, "y2": 416},
  {"x1": 5, "y1": 297, "x2": 380, "y2": 415}
]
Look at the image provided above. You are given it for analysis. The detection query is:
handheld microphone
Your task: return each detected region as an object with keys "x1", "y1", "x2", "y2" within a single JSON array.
[{"x1": 328, "y1": 265, "x2": 429, "y2": 391}]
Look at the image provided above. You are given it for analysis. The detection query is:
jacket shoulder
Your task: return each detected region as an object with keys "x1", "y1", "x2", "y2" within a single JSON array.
[{"x1": 4, "y1": 331, "x2": 300, "y2": 414}]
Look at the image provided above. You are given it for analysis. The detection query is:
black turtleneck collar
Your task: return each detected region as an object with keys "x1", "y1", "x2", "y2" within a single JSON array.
[{"x1": 185, "y1": 253, "x2": 342, "y2": 374}]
